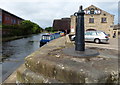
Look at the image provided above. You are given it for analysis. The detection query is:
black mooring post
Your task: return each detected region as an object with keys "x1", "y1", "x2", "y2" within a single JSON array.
[{"x1": 75, "y1": 6, "x2": 85, "y2": 51}]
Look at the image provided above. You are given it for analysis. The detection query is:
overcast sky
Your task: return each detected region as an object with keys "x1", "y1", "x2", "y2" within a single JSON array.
[{"x1": 0, "y1": 0, "x2": 119, "y2": 28}]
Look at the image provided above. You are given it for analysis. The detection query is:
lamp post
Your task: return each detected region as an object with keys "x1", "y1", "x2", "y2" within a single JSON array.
[{"x1": 74, "y1": 6, "x2": 85, "y2": 51}]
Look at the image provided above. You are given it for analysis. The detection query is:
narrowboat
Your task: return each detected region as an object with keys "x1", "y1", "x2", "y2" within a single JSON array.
[{"x1": 40, "y1": 33, "x2": 60, "y2": 47}]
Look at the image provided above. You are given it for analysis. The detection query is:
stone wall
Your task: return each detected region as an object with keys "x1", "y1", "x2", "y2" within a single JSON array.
[{"x1": 16, "y1": 36, "x2": 119, "y2": 84}]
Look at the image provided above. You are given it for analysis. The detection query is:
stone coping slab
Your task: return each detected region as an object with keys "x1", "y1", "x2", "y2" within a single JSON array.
[{"x1": 17, "y1": 36, "x2": 119, "y2": 83}]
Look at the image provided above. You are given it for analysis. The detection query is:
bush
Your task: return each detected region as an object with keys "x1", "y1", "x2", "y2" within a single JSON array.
[
  {"x1": 2, "y1": 20, "x2": 43, "y2": 36},
  {"x1": 0, "y1": 24, "x2": 2, "y2": 28},
  {"x1": 45, "y1": 27, "x2": 54, "y2": 32},
  {"x1": 20, "y1": 20, "x2": 43, "y2": 35}
]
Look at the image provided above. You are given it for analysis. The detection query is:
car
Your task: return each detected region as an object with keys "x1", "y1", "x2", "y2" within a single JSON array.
[{"x1": 71, "y1": 31, "x2": 109, "y2": 44}]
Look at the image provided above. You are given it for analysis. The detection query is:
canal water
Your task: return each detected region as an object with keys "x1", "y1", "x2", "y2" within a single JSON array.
[{"x1": 1, "y1": 33, "x2": 46, "y2": 82}]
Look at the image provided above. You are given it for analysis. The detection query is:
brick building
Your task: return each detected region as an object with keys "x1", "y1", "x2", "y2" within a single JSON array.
[
  {"x1": 0, "y1": 8, "x2": 24, "y2": 25},
  {"x1": 70, "y1": 5, "x2": 115, "y2": 38},
  {"x1": 0, "y1": 8, "x2": 24, "y2": 36},
  {"x1": 53, "y1": 18, "x2": 71, "y2": 34},
  {"x1": 0, "y1": 10, "x2": 2, "y2": 25}
]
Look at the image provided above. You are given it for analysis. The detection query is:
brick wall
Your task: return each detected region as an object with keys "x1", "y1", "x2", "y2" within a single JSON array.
[
  {"x1": 2, "y1": 11, "x2": 23, "y2": 25},
  {"x1": 53, "y1": 18, "x2": 70, "y2": 33}
]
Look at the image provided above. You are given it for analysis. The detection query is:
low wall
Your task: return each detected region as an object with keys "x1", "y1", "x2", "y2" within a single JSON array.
[{"x1": 16, "y1": 35, "x2": 119, "y2": 84}]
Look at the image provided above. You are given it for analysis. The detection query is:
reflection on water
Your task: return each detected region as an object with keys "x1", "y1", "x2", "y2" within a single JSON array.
[{"x1": 1, "y1": 33, "x2": 45, "y2": 82}]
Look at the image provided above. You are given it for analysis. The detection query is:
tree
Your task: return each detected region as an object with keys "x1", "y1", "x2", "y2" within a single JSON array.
[
  {"x1": 20, "y1": 20, "x2": 34, "y2": 35},
  {"x1": 20, "y1": 20, "x2": 43, "y2": 35},
  {"x1": 32, "y1": 23, "x2": 43, "y2": 33},
  {"x1": 2, "y1": 20, "x2": 43, "y2": 37},
  {"x1": 45, "y1": 27, "x2": 54, "y2": 32}
]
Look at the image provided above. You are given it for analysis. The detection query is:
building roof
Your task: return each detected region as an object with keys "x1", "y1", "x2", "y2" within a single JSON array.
[
  {"x1": 53, "y1": 18, "x2": 70, "y2": 21},
  {"x1": 0, "y1": 8, "x2": 24, "y2": 20}
]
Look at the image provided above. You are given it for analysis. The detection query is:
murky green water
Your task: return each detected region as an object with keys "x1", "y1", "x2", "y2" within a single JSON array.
[{"x1": 1, "y1": 33, "x2": 46, "y2": 82}]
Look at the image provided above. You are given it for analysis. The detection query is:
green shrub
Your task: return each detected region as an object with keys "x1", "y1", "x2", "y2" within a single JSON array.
[
  {"x1": 2, "y1": 20, "x2": 43, "y2": 36},
  {"x1": 45, "y1": 27, "x2": 54, "y2": 32}
]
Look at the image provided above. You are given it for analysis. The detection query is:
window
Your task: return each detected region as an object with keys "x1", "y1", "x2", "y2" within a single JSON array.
[
  {"x1": 18, "y1": 21, "x2": 20, "y2": 24},
  {"x1": 101, "y1": 18, "x2": 107, "y2": 23},
  {"x1": 85, "y1": 32, "x2": 90, "y2": 35},
  {"x1": 91, "y1": 31, "x2": 96, "y2": 35},
  {"x1": 5, "y1": 17, "x2": 9, "y2": 21},
  {"x1": 11, "y1": 19, "x2": 16, "y2": 24},
  {"x1": 5, "y1": 17, "x2": 7, "y2": 20},
  {"x1": 90, "y1": 8, "x2": 94, "y2": 14},
  {"x1": 85, "y1": 31, "x2": 92, "y2": 35},
  {"x1": 13, "y1": 19, "x2": 16, "y2": 24},
  {"x1": 103, "y1": 14, "x2": 106, "y2": 16},
  {"x1": 0, "y1": 16, "x2": 2, "y2": 23},
  {"x1": 89, "y1": 18, "x2": 94, "y2": 23},
  {"x1": 11, "y1": 19, "x2": 14, "y2": 23},
  {"x1": 42, "y1": 36, "x2": 51, "y2": 40},
  {"x1": 85, "y1": 31, "x2": 96, "y2": 36},
  {"x1": 97, "y1": 31, "x2": 106, "y2": 35}
]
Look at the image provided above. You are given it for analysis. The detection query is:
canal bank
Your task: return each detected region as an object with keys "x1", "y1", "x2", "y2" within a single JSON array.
[
  {"x1": 2, "y1": 36, "x2": 25, "y2": 42},
  {"x1": 3, "y1": 35, "x2": 119, "y2": 84},
  {"x1": 2, "y1": 33, "x2": 44, "y2": 42}
]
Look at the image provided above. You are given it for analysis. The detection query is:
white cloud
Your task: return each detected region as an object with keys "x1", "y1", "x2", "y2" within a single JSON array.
[
  {"x1": 0, "y1": 0, "x2": 119, "y2": 2},
  {"x1": 0, "y1": 0, "x2": 119, "y2": 28}
]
